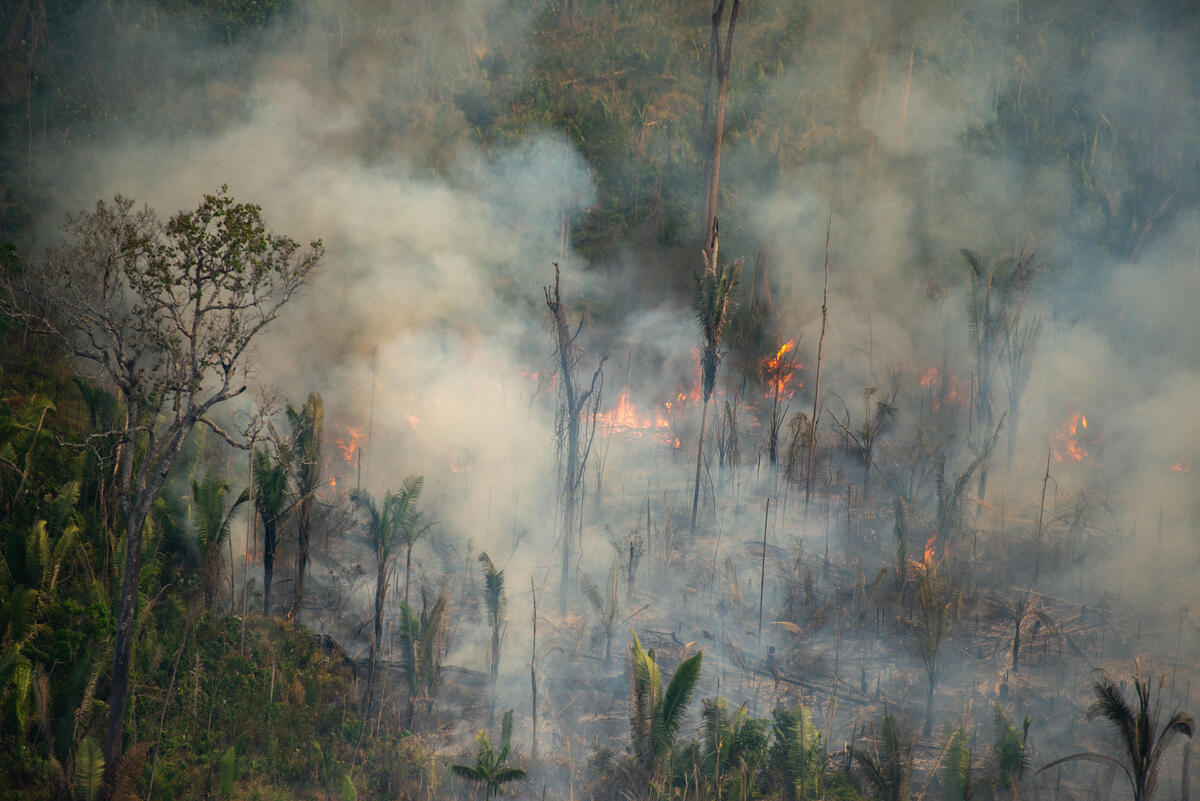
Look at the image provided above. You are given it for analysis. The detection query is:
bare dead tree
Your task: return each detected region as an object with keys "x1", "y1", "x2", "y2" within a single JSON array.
[
  {"x1": 544, "y1": 264, "x2": 605, "y2": 615},
  {"x1": 1, "y1": 189, "x2": 321, "y2": 778}
]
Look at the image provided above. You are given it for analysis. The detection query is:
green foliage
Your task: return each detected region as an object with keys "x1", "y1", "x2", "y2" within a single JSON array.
[
  {"x1": 851, "y1": 714, "x2": 911, "y2": 801},
  {"x1": 629, "y1": 631, "x2": 703, "y2": 776},
  {"x1": 768, "y1": 703, "x2": 825, "y2": 801},
  {"x1": 451, "y1": 709, "x2": 526, "y2": 800},
  {"x1": 941, "y1": 726, "x2": 972, "y2": 801},
  {"x1": 700, "y1": 696, "x2": 770, "y2": 801},
  {"x1": 218, "y1": 744, "x2": 237, "y2": 798},
  {"x1": 74, "y1": 735, "x2": 104, "y2": 801},
  {"x1": 189, "y1": 471, "x2": 249, "y2": 613}
]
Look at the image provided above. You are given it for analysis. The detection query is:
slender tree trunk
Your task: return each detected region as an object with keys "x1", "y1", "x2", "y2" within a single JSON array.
[
  {"x1": 805, "y1": 214, "x2": 831, "y2": 509},
  {"x1": 367, "y1": 555, "x2": 386, "y2": 713},
  {"x1": 701, "y1": 0, "x2": 742, "y2": 249},
  {"x1": 1012, "y1": 615, "x2": 1021, "y2": 672},
  {"x1": 263, "y1": 518, "x2": 277, "y2": 615},
  {"x1": 296, "y1": 514, "x2": 310, "y2": 608},
  {"x1": 104, "y1": 502, "x2": 148, "y2": 770},
  {"x1": 923, "y1": 670, "x2": 936, "y2": 737},
  {"x1": 690, "y1": 397, "x2": 712, "y2": 532},
  {"x1": 546, "y1": 266, "x2": 601, "y2": 616},
  {"x1": 404, "y1": 545, "x2": 413, "y2": 608},
  {"x1": 530, "y1": 577, "x2": 538, "y2": 765}
]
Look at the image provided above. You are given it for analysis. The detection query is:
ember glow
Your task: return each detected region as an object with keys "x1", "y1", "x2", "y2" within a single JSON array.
[
  {"x1": 924, "y1": 534, "x2": 936, "y2": 565},
  {"x1": 408, "y1": 414, "x2": 419, "y2": 430},
  {"x1": 1170, "y1": 460, "x2": 1190, "y2": 474},
  {"x1": 336, "y1": 426, "x2": 366, "y2": 462}
]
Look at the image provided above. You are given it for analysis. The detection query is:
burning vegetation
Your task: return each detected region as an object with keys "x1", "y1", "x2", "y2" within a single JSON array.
[{"x1": 1, "y1": 0, "x2": 1198, "y2": 800}]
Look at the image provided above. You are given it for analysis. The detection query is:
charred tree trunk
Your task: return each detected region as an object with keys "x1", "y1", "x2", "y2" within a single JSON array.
[{"x1": 545, "y1": 265, "x2": 603, "y2": 616}]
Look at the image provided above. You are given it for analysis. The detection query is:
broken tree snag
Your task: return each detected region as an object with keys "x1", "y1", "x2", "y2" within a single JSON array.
[{"x1": 544, "y1": 264, "x2": 605, "y2": 616}]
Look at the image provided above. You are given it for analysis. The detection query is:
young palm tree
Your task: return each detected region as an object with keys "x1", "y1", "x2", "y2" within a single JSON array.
[
  {"x1": 690, "y1": 226, "x2": 742, "y2": 533},
  {"x1": 768, "y1": 702, "x2": 825, "y2": 801},
  {"x1": 580, "y1": 559, "x2": 620, "y2": 665},
  {"x1": 252, "y1": 447, "x2": 289, "y2": 616},
  {"x1": 1040, "y1": 664, "x2": 1193, "y2": 801},
  {"x1": 851, "y1": 714, "x2": 912, "y2": 801},
  {"x1": 478, "y1": 552, "x2": 505, "y2": 720},
  {"x1": 351, "y1": 485, "x2": 399, "y2": 713},
  {"x1": 629, "y1": 630, "x2": 703, "y2": 777},
  {"x1": 916, "y1": 560, "x2": 953, "y2": 737},
  {"x1": 701, "y1": 696, "x2": 770, "y2": 801},
  {"x1": 285, "y1": 391, "x2": 323, "y2": 606},
  {"x1": 394, "y1": 477, "x2": 433, "y2": 608},
  {"x1": 451, "y1": 708, "x2": 526, "y2": 800},
  {"x1": 990, "y1": 705, "x2": 1031, "y2": 800},
  {"x1": 397, "y1": 583, "x2": 450, "y2": 731},
  {"x1": 189, "y1": 471, "x2": 249, "y2": 614}
]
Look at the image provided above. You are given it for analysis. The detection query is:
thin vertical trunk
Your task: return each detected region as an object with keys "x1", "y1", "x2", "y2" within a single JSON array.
[
  {"x1": 530, "y1": 577, "x2": 538, "y2": 765},
  {"x1": 690, "y1": 397, "x2": 712, "y2": 531},
  {"x1": 805, "y1": 214, "x2": 831, "y2": 508},
  {"x1": 263, "y1": 518, "x2": 277, "y2": 615}
]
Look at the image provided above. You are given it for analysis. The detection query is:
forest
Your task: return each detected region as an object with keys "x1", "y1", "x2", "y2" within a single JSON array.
[{"x1": 0, "y1": 0, "x2": 1198, "y2": 799}]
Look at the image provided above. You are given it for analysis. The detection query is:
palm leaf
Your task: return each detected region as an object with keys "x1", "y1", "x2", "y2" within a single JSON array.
[{"x1": 74, "y1": 735, "x2": 104, "y2": 801}]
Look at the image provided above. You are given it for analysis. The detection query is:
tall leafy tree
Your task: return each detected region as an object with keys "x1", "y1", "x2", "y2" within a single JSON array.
[{"x1": 1, "y1": 189, "x2": 321, "y2": 771}]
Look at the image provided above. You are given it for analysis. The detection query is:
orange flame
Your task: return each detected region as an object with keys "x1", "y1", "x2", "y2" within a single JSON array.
[
  {"x1": 1053, "y1": 410, "x2": 1088, "y2": 463},
  {"x1": 337, "y1": 426, "x2": 366, "y2": 462},
  {"x1": 763, "y1": 340, "x2": 800, "y2": 399},
  {"x1": 597, "y1": 391, "x2": 671, "y2": 432},
  {"x1": 920, "y1": 367, "x2": 962, "y2": 409},
  {"x1": 408, "y1": 414, "x2": 419, "y2": 430},
  {"x1": 1170, "y1": 460, "x2": 1190, "y2": 474},
  {"x1": 924, "y1": 534, "x2": 936, "y2": 565}
]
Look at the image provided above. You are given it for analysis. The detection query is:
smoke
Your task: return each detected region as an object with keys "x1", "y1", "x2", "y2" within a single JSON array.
[{"x1": 25, "y1": 0, "x2": 1200, "y2": 789}]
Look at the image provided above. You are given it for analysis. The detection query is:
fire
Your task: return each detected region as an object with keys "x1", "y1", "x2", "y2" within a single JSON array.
[
  {"x1": 408, "y1": 414, "x2": 419, "y2": 430},
  {"x1": 763, "y1": 340, "x2": 801, "y2": 398},
  {"x1": 923, "y1": 534, "x2": 936, "y2": 565},
  {"x1": 597, "y1": 390, "x2": 671, "y2": 433},
  {"x1": 1053, "y1": 410, "x2": 1089, "y2": 463},
  {"x1": 919, "y1": 367, "x2": 962, "y2": 409},
  {"x1": 1170, "y1": 461, "x2": 1190, "y2": 474},
  {"x1": 336, "y1": 426, "x2": 366, "y2": 462}
]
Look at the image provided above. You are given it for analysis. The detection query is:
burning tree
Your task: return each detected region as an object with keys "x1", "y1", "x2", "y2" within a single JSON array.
[
  {"x1": 544, "y1": 264, "x2": 605, "y2": 615},
  {"x1": 0, "y1": 189, "x2": 321, "y2": 773}
]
